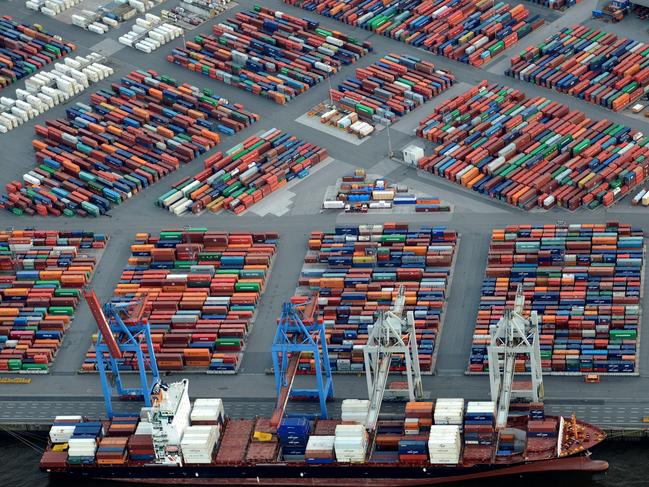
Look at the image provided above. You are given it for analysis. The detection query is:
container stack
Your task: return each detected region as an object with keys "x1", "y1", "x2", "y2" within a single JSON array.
[
  {"x1": 283, "y1": 0, "x2": 543, "y2": 66},
  {"x1": 67, "y1": 421, "x2": 103, "y2": 464},
  {"x1": 507, "y1": 25, "x2": 649, "y2": 111},
  {"x1": 0, "y1": 53, "x2": 112, "y2": 133},
  {"x1": 2, "y1": 70, "x2": 259, "y2": 216},
  {"x1": 527, "y1": 420, "x2": 557, "y2": 438},
  {"x1": 305, "y1": 435, "x2": 335, "y2": 463},
  {"x1": 469, "y1": 223, "x2": 642, "y2": 374},
  {"x1": 119, "y1": 14, "x2": 184, "y2": 52},
  {"x1": 297, "y1": 223, "x2": 457, "y2": 373},
  {"x1": 181, "y1": 425, "x2": 220, "y2": 463},
  {"x1": 428, "y1": 425, "x2": 461, "y2": 464},
  {"x1": 398, "y1": 438, "x2": 428, "y2": 462},
  {"x1": 128, "y1": 434, "x2": 155, "y2": 461},
  {"x1": 464, "y1": 402, "x2": 495, "y2": 451},
  {"x1": 331, "y1": 53, "x2": 455, "y2": 126},
  {"x1": 405, "y1": 401, "x2": 434, "y2": 435},
  {"x1": 0, "y1": 230, "x2": 106, "y2": 372},
  {"x1": 107, "y1": 416, "x2": 139, "y2": 437},
  {"x1": 167, "y1": 6, "x2": 372, "y2": 104},
  {"x1": 497, "y1": 432, "x2": 515, "y2": 455},
  {"x1": 341, "y1": 399, "x2": 370, "y2": 425},
  {"x1": 67, "y1": 438, "x2": 97, "y2": 464},
  {"x1": 434, "y1": 399, "x2": 464, "y2": 425},
  {"x1": 334, "y1": 423, "x2": 368, "y2": 463},
  {"x1": 324, "y1": 169, "x2": 449, "y2": 212},
  {"x1": 96, "y1": 437, "x2": 128, "y2": 465},
  {"x1": 0, "y1": 18, "x2": 76, "y2": 91},
  {"x1": 191, "y1": 398, "x2": 224, "y2": 425},
  {"x1": 529, "y1": 403, "x2": 545, "y2": 421},
  {"x1": 416, "y1": 81, "x2": 649, "y2": 210},
  {"x1": 278, "y1": 417, "x2": 311, "y2": 457},
  {"x1": 25, "y1": 0, "x2": 84, "y2": 17},
  {"x1": 159, "y1": 128, "x2": 328, "y2": 215},
  {"x1": 49, "y1": 416, "x2": 83, "y2": 443},
  {"x1": 215, "y1": 419, "x2": 254, "y2": 463},
  {"x1": 83, "y1": 230, "x2": 277, "y2": 373}
]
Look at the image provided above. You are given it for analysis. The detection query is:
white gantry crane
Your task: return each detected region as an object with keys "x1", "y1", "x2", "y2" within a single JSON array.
[
  {"x1": 363, "y1": 285, "x2": 424, "y2": 431},
  {"x1": 488, "y1": 283, "x2": 544, "y2": 429}
]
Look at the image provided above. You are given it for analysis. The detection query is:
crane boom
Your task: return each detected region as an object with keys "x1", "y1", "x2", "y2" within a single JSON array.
[{"x1": 85, "y1": 290, "x2": 122, "y2": 359}]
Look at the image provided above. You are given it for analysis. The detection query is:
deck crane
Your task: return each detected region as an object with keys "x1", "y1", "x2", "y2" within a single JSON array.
[
  {"x1": 488, "y1": 284, "x2": 544, "y2": 430},
  {"x1": 363, "y1": 285, "x2": 423, "y2": 431},
  {"x1": 84, "y1": 290, "x2": 160, "y2": 419},
  {"x1": 271, "y1": 295, "x2": 333, "y2": 427}
]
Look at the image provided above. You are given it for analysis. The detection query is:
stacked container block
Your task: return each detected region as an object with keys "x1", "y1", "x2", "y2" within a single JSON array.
[
  {"x1": 416, "y1": 81, "x2": 649, "y2": 210},
  {"x1": 167, "y1": 6, "x2": 372, "y2": 104},
  {"x1": 469, "y1": 223, "x2": 642, "y2": 375},
  {"x1": 283, "y1": 0, "x2": 543, "y2": 66},
  {"x1": 331, "y1": 53, "x2": 455, "y2": 126},
  {"x1": 158, "y1": 128, "x2": 328, "y2": 215},
  {"x1": 2, "y1": 70, "x2": 259, "y2": 217},
  {"x1": 0, "y1": 18, "x2": 76, "y2": 90},
  {"x1": 82, "y1": 229, "x2": 277, "y2": 373},
  {"x1": 297, "y1": 223, "x2": 457, "y2": 373},
  {"x1": 507, "y1": 25, "x2": 649, "y2": 111},
  {"x1": 0, "y1": 230, "x2": 107, "y2": 372}
]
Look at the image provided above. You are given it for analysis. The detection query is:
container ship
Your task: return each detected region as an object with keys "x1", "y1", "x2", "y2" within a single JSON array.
[{"x1": 40, "y1": 379, "x2": 608, "y2": 485}]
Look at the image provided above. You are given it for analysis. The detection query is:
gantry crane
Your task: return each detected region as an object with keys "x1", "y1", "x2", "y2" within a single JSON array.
[
  {"x1": 363, "y1": 285, "x2": 423, "y2": 431},
  {"x1": 85, "y1": 290, "x2": 160, "y2": 418},
  {"x1": 488, "y1": 284, "x2": 544, "y2": 429},
  {"x1": 271, "y1": 294, "x2": 333, "y2": 427}
]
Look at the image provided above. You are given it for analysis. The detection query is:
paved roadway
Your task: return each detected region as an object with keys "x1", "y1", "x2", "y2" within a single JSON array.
[{"x1": 0, "y1": 0, "x2": 649, "y2": 429}]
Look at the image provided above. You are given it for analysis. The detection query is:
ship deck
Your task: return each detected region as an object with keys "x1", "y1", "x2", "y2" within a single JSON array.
[{"x1": 0, "y1": 0, "x2": 648, "y2": 435}]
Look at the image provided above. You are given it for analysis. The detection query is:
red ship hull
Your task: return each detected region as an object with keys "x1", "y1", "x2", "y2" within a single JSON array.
[{"x1": 47, "y1": 453, "x2": 608, "y2": 486}]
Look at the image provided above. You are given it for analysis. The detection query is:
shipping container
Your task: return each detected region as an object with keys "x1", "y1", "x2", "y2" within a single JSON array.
[
  {"x1": 507, "y1": 25, "x2": 649, "y2": 111},
  {"x1": 167, "y1": 6, "x2": 372, "y2": 104},
  {"x1": 2, "y1": 70, "x2": 259, "y2": 216},
  {"x1": 331, "y1": 53, "x2": 455, "y2": 125},
  {"x1": 82, "y1": 230, "x2": 277, "y2": 373},
  {"x1": 468, "y1": 223, "x2": 642, "y2": 375},
  {"x1": 158, "y1": 128, "x2": 328, "y2": 215},
  {"x1": 0, "y1": 18, "x2": 76, "y2": 91},
  {"x1": 294, "y1": 223, "x2": 458, "y2": 374},
  {"x1": 0, "y1": 230, "x2": 107, "y2": 372},
  {"x1": 416, "y1": 81, "x2": 649, "y2": 210},
  {"x1": 283, "y1": 0, "x2": 543, "y2": 66}
]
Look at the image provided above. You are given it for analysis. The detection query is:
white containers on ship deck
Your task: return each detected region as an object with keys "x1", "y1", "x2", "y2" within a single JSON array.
[
  {"x1": 428, "y1": 425, "x2": 461, "y2": 464},
  {"x1": 334, "y1": 424, "x2": 367, "y2": 463},
  {"x1": 434, "y1": 398, "x2": 464, "y2": 425},
  {"x1": 190, "y1": 398, "x2": 225, "y2": 425},
  {"x1": 340, "y1": 399, "x2": 370, "y2": 426},
  {"x1": 49, "y1": 425, "x2": 75, "y2": 443},
  {"x1": 181, "y1": 425, "x2": 220, "y2": 464},
  {"x1": 68, "y1": 437, "x2": 97, "y2": 457}
]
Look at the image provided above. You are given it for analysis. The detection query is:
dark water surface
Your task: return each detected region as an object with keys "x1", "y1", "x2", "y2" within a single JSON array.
[{"x1": 0, "y1": 434, "x2": 645, "y2": 487}]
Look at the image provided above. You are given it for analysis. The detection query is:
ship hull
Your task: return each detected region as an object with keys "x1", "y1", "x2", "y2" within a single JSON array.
[{"x1": 46, "y1": 454, "x2": 608, "y2": 486}]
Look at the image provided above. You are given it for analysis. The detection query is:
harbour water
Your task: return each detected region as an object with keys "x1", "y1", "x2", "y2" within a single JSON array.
[{"x1": 0, "y1": 433, "x2": 642, "y2": 487}]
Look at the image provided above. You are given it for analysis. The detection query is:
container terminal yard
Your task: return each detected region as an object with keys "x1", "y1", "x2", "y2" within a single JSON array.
[{"x1": 3, "y1": 0, "x2": 649, "y2": 483}]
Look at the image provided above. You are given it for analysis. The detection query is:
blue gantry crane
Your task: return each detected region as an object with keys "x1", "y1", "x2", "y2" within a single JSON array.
[
  {"x1": 84, "y1": 290, "x2": 160, "y2": 418},
  {"x1": 271, "y1": 295, "x2": 333, "y2": 426}
]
